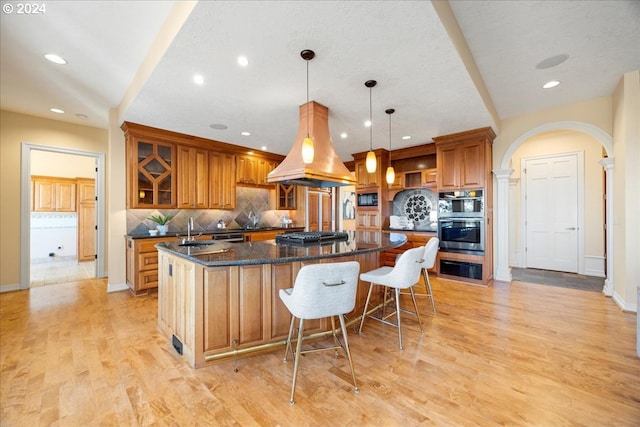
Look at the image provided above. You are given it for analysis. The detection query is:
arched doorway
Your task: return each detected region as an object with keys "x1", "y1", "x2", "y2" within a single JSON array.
[{"x1": 493, "y1": 121, "x2": 614, "y2": 296}]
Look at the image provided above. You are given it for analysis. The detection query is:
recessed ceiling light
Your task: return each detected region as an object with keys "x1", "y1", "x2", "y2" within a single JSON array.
[
  {"x1": 261, "y1": 146, "x2": 267, "y2": 151},
  {"x1": 402, "y1": 135, "x2": 411, "y2": 140},
  {"x1": 76, "y1": 113, "x2": 88, "y2": 119},
  {"x1": 364, "y1": 120, "x2": 371, "y2": 127},
  {"x1": 44, "y1": 54, "x2": 67, "y2": 65},
  {"x1": 543, "y1": 80, "x2": 560, "y2": 89},
  {"x1": 50, "y1": 108, "x2": 64, "y2": 114},
  {"x1": 237, "y1": 56, "x2": 249, "y2": 67},
  {"x1": 536, "y1": 54, "x2": 569, "y2": 70},
  {"x1": 340, "y1": 132, "x2": 348, "y2": 139},
  {"x1": 209, "y1": 124, "x2": 227, "y2": 130},
  {"x1": 241, "y1": 131, "x2": 251, "y2": 136},
  {"x1": 193, "y1": 74, "x2": 204, "y2": 85}
]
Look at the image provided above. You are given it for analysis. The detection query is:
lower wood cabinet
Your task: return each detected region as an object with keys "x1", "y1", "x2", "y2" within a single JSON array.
[
  {"x1": 157, "y1": 251, "x2": 381, "y2": 368},
  {"x1": 381, "y1": 231, "x2": 437, "y2": 268}
]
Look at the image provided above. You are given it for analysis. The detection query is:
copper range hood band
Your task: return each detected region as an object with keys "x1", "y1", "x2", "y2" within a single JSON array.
[{"x1": 267, "y1": 101, "x2": 356, "y2": 188}]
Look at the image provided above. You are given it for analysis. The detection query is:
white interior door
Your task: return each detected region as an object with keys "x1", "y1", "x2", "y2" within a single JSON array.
[{"x1": 524, "y1": 153, "x2": 579, "y2": 272}]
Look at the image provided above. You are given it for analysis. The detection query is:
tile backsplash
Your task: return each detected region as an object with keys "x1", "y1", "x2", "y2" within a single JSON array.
[{"x1": 126, "y1": 187, "x2": 288, "y2": 234}]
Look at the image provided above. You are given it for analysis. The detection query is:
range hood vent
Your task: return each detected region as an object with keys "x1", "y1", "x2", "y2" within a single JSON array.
[{"x1": 267, "y1": 101, "x2": 355, "y2": 188}]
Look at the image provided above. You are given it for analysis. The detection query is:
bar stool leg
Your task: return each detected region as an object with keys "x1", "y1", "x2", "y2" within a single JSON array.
[
  {"x1": 283, "y1": 315, "x2": 295, "y2": 362},
  {"x1": 409, "y1": 286, "x2": 424, "y2": 333},
  {"x1": 358, "y1": 282, "x2": 374, "y2": 334},
  {"x1": 338, "y1": 313, "x2": 359, "y2": 394},
  {"x1": 394, "y1": 288, "x2": 403, "y2": 350},
  {"x1": 423, "y1": 269, "x2": 437, "y2": 313},
  {"x1": 289, "y1": 318, "x2": 305, "y2": 405}
]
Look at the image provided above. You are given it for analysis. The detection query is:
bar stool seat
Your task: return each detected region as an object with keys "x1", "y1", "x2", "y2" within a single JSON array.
[
  {"x1": 279, "y1": 261, "x2": 360, "y2": 405},
  {"x1": 358, "y1": 246, "x2": 425, "y2": 350}
]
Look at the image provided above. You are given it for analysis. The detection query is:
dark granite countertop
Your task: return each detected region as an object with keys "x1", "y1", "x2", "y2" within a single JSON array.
[
  {"x1": 155, "y1": 231, "x2": 407, "y2": 267},
  {"x1": 127, "y1": 226, "x2": 304, "y2": 240},
  {"x1": 383, "y1": 226, "x2": 438, "y2": 234}
]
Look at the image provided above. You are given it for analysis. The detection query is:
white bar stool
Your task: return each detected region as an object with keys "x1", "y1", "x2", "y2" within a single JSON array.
[
  {"x1": 358, "y1": 246, "x2": 425, "y2": 350},
  {"x1": 401, "y1": 237, "x2": 439, "y2": 313},
  {"x1": 279, "y1": 261, "x2": 360, "y2": 405}
]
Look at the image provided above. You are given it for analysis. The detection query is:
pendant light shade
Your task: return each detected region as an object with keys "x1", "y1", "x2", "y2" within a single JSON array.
[
  {"x1": 301, "y1": 50, "x2": 315, "y2": 164},
  {"x1": 365, "y1": 80, "x2": 377, "y2": 173},
  {"x1": 385, "y1": 108, "x2": 396, "y2": 184}
]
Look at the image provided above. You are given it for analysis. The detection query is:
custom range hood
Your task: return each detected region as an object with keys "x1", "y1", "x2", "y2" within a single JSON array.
[{"x1": 267, "y1": 101, "x2": 356, "y2": 188}]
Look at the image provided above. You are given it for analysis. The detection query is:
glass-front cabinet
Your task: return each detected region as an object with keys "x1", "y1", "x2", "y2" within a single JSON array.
[
  {"x1": 133, "y1": 140, "x2": 175, "y2": 208},
  {"x1": 124, "y1": 122, "x2": 177, "y2": 208}
]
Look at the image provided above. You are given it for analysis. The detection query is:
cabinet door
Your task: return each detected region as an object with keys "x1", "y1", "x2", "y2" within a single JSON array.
[
  {"x1": 436, "y1": 144, "x2": 460, "y2": 190},
  {"x1": 177, "y1": 146, "x2": 209, "y2": 209},
  {"x1": 55, "y1": 182, "x2": 76, "y2": 212},
  {"x1": 460, "y1": 141, "x2": 485, "y2": 188},
  {"x1": 422, "y1": 168, "x2": 437, "y2": 187},
  {"x1": 131, "y1": 140, "x2": 176, "y2": 208},
  {"x1": 210, "y1": 151, "x2": 237, "y2": 209},
  {"x1": 356, "y1": 211, "x2": 380, "y2": 230},
  {"x1": 277, "y1": 184, "x2": 296, "y2": 210},
  {"x1": 203, "y1": 267, "x2": 234, "y2": 352},
  {"x1": 355, "y1": 159, "x2": 380, "y2": 188},
  {"x1": 78, "y1": 200, "x2": 96, "y2": 262},
  {"x1": 236, "y1": 156, "x2": 258, "y2": 184},
  {"x1": 33, "y1": 179, "x2": 55, "y2": 211}
]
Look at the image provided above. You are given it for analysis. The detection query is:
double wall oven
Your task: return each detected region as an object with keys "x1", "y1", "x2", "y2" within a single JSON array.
[{"x1": 437, "y1": 189, "x2": 484, "y2": 253}]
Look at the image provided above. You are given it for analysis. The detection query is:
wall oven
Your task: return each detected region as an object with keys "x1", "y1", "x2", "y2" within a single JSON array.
[
  {"x1": 438, "y1": 189, "x2": 483, "y2": 217},
  {"x1": 438, "y1": 217, "x2": 485, "y2": 252}
]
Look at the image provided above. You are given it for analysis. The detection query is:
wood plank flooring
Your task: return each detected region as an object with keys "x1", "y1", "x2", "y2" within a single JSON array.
[{"x1": 1, "y1": 276, "x2": 638, "y2": 426}]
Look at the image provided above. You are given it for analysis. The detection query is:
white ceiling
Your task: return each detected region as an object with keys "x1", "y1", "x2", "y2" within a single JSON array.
[{"x1": 1, "y1": 1, "x2": 638, "y2": 161}]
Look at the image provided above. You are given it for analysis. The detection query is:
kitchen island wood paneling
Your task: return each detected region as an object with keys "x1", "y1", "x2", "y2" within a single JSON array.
[{"x1": 156, "y1": 231, "x2": 406, "y2": 367}]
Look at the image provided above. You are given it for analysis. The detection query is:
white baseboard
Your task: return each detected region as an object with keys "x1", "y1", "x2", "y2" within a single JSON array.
[
  {"x1": 0, "y1": 284, "x2": 22, "y2": 293},
  {"x1": 107, "y1": 282, "x2": 129, "y2": 293},
  {"x1": 612, "y1": 290, "x2": 637, "y2": 313},
  {"x1": 583, "y1": 255, "x2": 605, "y2": 277}
]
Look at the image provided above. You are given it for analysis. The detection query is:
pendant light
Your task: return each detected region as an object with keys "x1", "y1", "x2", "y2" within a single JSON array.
[
  {"x1": 365, "y1": 80, "x2": 377, "y2": 173},
  {"x1": 301, "y1": 50, "x2": 315, "y2": 164},
  {"x1": 385, "y1": 108, "x2": 396, "y2": 184}
]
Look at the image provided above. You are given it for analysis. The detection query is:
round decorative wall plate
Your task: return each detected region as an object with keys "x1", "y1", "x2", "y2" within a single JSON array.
[{"x1": 403, "y1": 193, "x2": 431, "y2": 221}]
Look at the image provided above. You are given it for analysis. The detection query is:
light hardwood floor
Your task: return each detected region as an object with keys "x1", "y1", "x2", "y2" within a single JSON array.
[{"x1": 1, "y1": 276, "x2": 638, "y2": 426}]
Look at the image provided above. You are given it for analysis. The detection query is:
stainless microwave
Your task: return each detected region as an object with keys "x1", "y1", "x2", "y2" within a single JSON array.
[{"x1": 357, "y1": 192, "x2": 378, "y2": 207}]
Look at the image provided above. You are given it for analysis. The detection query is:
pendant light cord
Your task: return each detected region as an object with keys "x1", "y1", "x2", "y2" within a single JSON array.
[
  {"x1": 388, "y1": 112, "x2": 392, "y2": 167},
  {"x1": 306, "y1": 60, "x2": 310, "y2": 138},
  {"x1": 369, "y1": 86, "x2": 373, "y2": 150}
]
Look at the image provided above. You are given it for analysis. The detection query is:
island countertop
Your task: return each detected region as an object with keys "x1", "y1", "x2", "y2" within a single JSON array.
[{"x1": 155, "y1": 230, "x2": 407, "y2": 267}]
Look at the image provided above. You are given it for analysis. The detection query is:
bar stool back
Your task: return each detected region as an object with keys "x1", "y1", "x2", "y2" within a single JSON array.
[{"x1": 279, "y1": 261, "x2": 360, "y2": 405}]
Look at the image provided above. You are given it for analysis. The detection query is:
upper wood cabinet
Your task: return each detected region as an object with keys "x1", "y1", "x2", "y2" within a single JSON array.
[
  {"x1": 32, "y1": 176, "x2": 77, "y2": 212},
  {"x1": 237, "y1": 155, "x2": 278, "y2": 187},
  {"x1": 276, "y1": 184, "x2": 296, "y2": 210},
  {"x1": 355, "y1": 158, "x2": 381, "y2": 189},
  {"x1": 434, "y1": 127, "x2": 495, "y2": 191},
  {"x1": 177, "y1": 146, "x2": 209, "y2": 209},
  {"x1": 210, "y1": 151, "x2": 236, "y2": 209},
  {"x1": 123, "y1": 124, "x2": 177, "y2": 209}
]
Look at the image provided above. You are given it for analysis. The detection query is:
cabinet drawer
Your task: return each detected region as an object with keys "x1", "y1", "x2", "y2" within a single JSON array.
[
  {"x1": 138, "y1": 239, "x2": 162, "y2": 252},
  {"x1": 139, "y1": 252, "x2": 159, "y2": 270},
  {"x1": 138, "y1": 270, "x2": 158, "y2": 290}
]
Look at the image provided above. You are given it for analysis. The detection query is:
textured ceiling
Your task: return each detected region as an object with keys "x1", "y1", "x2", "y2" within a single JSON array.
[{"x1": 1, "y1": 1, "x2": 638, "y2": 161}]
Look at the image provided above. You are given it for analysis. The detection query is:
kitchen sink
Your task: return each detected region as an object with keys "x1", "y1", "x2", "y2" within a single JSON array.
[{"x1": 178, "y1": 240, "x2": 215, "y2": 247}]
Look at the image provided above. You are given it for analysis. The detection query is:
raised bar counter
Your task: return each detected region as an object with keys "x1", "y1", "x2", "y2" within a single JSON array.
[{"x1": 156, "y1": 231, "x2": 407, "y2": 367}]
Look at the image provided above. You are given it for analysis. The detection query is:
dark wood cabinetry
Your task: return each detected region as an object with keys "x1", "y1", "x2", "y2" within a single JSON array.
[{"x1": 434, "y1": 127, "x2": 494, "y2": 190}]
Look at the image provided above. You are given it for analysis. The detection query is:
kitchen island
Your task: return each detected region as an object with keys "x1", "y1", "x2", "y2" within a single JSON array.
[{"x1": 156, "y1": 231, "x2": 407, "y2": 367}]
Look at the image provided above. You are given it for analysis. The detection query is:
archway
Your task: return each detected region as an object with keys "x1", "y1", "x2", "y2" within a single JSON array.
[{"x1": 493, "y1": 121, "x2": 614, "y2": 296}]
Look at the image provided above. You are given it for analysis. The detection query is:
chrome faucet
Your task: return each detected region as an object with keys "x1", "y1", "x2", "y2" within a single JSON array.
[
  {"x1": 187, "y1": 217, "x2": 194, "y2": 241},
  {"x1": 248, "y1": 211, "x2": 258, "y2": 228}
]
